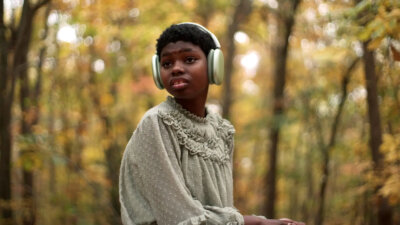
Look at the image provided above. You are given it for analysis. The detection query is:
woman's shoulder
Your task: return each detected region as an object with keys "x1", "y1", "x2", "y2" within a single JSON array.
[
  {"x1": 132, "y1": 103, "x2": 166, "y2": 137},
  {"x1": 137, "y1": 100, "x2": 171, "y2": 125}
]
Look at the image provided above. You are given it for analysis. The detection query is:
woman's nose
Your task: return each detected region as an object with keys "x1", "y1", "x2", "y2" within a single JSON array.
[{"x1": 171, "y1": 61, "x2": 184, "y2": 75}]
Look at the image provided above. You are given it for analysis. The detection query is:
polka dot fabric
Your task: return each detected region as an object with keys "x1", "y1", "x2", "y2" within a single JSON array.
[{"x1": 119, "y1": 97, "x2": 244, "y2": 225}]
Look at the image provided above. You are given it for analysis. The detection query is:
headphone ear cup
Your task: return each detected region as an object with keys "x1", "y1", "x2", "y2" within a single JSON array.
[
  {"x1": 207, "y1": 49, "x2": 224, "y2": 85},
  {"x1": 207, "y1": 49, "x2": 215, "y2": 84},
  {"x1": 152, "y1": 55, "x2": 164, "y2": 89}
]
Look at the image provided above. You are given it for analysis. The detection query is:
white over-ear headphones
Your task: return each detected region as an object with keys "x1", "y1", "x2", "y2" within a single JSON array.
[{"x1": 151, "y1": 22, "x2": 224, "y2": 89}]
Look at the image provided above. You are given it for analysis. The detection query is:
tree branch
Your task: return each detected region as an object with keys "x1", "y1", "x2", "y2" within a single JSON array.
[
  {"x1": 33, "y1": 0, "x2": 51, "y2": 12},
  {"x1": 328, "y1": 57, "x2": 360, "y2": 148},
  {"x1": 35, "y1": 3, "x2": 51, "y2": 100}
]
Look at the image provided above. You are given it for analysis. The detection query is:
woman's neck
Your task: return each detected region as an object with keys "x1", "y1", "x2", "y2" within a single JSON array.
[{"x1": 175, "y1": 97, "x2": 207, "y2": 118}]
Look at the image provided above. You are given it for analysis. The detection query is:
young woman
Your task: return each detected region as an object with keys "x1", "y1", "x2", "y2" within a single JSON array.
[{"x1": 119, "y1": 23, "x2": 305, "y2": 225}]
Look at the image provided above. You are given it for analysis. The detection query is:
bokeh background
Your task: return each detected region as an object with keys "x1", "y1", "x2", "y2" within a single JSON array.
[{"x1": 1, "y1": 0, "x2": 399, "y2": 225}]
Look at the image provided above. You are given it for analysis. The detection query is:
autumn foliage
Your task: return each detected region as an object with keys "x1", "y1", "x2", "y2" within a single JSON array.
[{"x1": 0, "y1": 0, "x2": 399, "y2": 225}]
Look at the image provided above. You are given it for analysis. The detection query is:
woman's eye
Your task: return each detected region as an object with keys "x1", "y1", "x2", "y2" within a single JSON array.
[
  {"x1": 185, "y1": 57, "x2": 196, "y2": 64},
  {"x1": 161, "y1": 61, "x2": 172, "y2": 68}
]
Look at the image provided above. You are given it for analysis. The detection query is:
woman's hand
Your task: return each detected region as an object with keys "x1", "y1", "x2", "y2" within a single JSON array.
[
  {"x1": 244, "y1": 215, "x2": 305, "y2": 225},
  {"x1": 269, "y1": 218, "x2": 305, "y2": 225}
]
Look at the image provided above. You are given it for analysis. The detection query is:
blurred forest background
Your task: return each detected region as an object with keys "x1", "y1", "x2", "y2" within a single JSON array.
[{"x1": 1, "y1": 0, "x2": 400, "y2": 225}]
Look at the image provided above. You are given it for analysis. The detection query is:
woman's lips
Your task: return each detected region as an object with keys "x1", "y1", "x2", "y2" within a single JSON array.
[{"x1": 170, "y1": 78, "x2": 189, "y2": 90}]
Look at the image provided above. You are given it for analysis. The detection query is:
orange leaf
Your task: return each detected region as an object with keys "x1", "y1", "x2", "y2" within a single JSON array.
[{"x1": 391, "y1": 44, "x2": 400, "y2": 61}]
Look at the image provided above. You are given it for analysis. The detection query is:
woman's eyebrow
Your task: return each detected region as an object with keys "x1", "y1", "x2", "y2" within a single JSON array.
[{"x1": 161, "y1": 48, "x2": 194, "y2": 57}]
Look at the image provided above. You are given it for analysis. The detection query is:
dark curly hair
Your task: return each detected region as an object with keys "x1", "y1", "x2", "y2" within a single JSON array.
[{"x1": 156, "y1": 23, "x2": 217, "y2": 59}]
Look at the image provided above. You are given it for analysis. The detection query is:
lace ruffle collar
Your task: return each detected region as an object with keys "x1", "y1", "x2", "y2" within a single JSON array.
[
  {"x1": 159, "y1": 96, "x2": 235, "y2": 163},
  {"x1": 166, "y1": 96, "x2": 211, "y2": 123}
]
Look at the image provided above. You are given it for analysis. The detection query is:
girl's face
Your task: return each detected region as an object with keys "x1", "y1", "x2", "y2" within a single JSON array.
[{"x1": 160, "y1": 41, "x2": 209, "y2": 101}]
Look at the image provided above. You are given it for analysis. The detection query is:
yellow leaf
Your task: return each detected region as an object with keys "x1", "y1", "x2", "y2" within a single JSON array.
[
  {"x1": 388, "y1": 8, "x2": 400, "y2": 18},
  {"x1": 100, "y1": 93, "x2": 114, "y2": 106},
  {"x1": 367, "y1": 37, "x2": 384, "y2": 50}
]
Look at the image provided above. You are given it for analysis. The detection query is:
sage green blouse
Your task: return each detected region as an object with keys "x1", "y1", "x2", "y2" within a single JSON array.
[{"x1": 119, "y1": 96, "x2": 244, "y2": 225}]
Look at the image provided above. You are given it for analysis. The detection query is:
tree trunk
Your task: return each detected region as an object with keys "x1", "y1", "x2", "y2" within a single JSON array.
[
  {"x1": 47, "y1": 16, "x2": 60, "y2": 195},
  {"x1": 87, "y1": 48, "x2": 122, "y2": 224},
  {"x1": 0, "y1": 0, "x2": 14, "y2": 222},
  {"x1": 0, "y1": 104, "x2": 13, "y2": 225},
  {"x1": 221, "y1": 0, "x2": 253, "y2": 209},
  {"x1": 362, "y1": 42, "x2": 393, "y2": 225},
  {"x1": 314, "y1": 58, "x2": 359, "y2": 225},
  {"x1": 222, "y1": 0, "x2": 252, "y2": 120},
  {"x1": 1, "y1": 1, "x2": 49, "y2": 224},
  {"x1": 60, "y1": 111, "x2": 79, "y2": 225},
  {"x1": 18, "y1": 2, "x2": 50, "y2": 224},
  {"x1": 362, "y1": 43, "x2": 383, "y2": 169},
  {"x1": 19, "y1": 4, "x2": 37, "y2": 224},
  {"x1": 299, "y1": 92, "x2": 315, "y2": 224},
  {"x1": 105, "y1": 141, "x2": 123, "y2": 224},
  {"x1": 264, "y1": 0, "x2": 301, "y2": 218},
  {"x1": 302, "y1": 148, "x2": 314, "y2": 223}
]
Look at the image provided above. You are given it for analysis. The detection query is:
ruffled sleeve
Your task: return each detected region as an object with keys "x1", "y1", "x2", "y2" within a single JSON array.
[{"x1": 120, "y1": 114, "x2": 244, "y2": 225}]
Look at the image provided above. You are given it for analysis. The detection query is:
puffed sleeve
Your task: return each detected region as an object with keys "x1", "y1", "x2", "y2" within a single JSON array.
[{"x1": 119, "y1": 115, "x2": 244, "y2": 225}]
